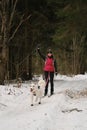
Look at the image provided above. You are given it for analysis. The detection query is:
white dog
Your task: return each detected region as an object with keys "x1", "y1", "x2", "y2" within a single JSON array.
[{"x1": 30, "y1": 79, "x2": 46, "y2": 106}]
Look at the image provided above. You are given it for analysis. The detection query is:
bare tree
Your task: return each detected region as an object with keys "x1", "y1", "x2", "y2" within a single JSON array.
[
  {"x1": 0, "y1": 0, "x2": 30, "y2": 84},
  {"x1": 72, "y1": 33, "x2": 86, "y2": 75}
]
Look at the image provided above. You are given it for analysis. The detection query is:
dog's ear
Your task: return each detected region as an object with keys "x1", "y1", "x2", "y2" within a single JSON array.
[{"x1": 30, "y1": 88, "x2": 33, "y2": 92}]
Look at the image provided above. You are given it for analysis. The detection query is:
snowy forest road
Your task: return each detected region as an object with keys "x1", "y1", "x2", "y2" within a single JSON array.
[{"x1": 0, "y1": 79, "x2": 87, "y2": 130}]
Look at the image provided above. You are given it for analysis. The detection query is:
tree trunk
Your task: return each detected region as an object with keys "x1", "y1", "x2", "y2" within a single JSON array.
[
  {"x1": 28, "y1": 55, "x2": 32, "y2": 80},
  {"x1": 0, "y1": 11, "x2": 9, "y2": 84}
]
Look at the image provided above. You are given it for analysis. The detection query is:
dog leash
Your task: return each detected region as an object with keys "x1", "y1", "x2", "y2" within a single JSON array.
[{"x1": 45, "y1": 72, "x2": 50, "y2": 87}]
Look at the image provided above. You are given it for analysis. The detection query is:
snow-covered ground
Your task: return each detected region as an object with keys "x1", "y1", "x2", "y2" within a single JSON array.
[{"x1": 0, "y1": 74, "x2": 87, "y2": 130}]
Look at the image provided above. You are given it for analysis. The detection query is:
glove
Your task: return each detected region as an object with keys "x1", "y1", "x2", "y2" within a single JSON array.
[
  {"x1": 37, "y1": 48, "x2": 40, "y2": 53},
  {"x1": 37, "y1": 48, "x2": 40, "y2": 51},
  {"x1": 55, "y1": 72, "x2": 58, "y2": 76}
]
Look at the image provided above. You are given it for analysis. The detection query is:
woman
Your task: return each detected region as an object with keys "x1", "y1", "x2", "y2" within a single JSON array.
[{"x1": 37, "y1": 48, "x2": 57, "y2": 96}]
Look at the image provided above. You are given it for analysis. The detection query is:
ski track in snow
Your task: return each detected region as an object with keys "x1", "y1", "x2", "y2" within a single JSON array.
[{"x1": 0, "y1": 79, "x2": 87, "y2": 130}]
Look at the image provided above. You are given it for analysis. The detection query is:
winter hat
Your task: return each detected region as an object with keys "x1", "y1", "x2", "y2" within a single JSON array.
[
  {"x1": 47, "y1": 49, "x2": 53, "y2": 58},
  {"x1": 47, "y1": 48, "x2": 52, "y2": 54}
]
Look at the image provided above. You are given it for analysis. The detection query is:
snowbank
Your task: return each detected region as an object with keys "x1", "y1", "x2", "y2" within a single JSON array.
[{"x1": 0, "y1": 74, "x2": 87, "y2": 130}]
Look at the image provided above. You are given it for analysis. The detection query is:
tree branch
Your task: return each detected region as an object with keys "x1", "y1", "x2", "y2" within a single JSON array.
[
  {"x1": 8, "y1": 14, "x2": 31, "y2": 44},
  {"x1": 8, "y1": 0, "x2": 18, "y2": 29}
]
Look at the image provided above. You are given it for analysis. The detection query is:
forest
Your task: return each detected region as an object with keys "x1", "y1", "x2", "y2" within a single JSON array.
[{"x1": 0, "y1": 0, "x2": 87, "y2": 84}]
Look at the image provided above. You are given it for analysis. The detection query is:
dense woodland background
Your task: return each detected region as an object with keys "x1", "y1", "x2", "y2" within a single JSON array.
[{"x1": 0, "y1": 0, "x2": 87, "y2": 84}]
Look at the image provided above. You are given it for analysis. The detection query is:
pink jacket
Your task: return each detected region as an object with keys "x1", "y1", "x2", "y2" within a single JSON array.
[{"x1": 44, "y1": 57, "x2": 55, "y2": 72}]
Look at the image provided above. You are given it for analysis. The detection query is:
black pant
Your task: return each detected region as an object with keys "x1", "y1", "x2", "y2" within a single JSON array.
[{"x1": 44, "y1": 71, "x2": 54, "y2": 95}]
